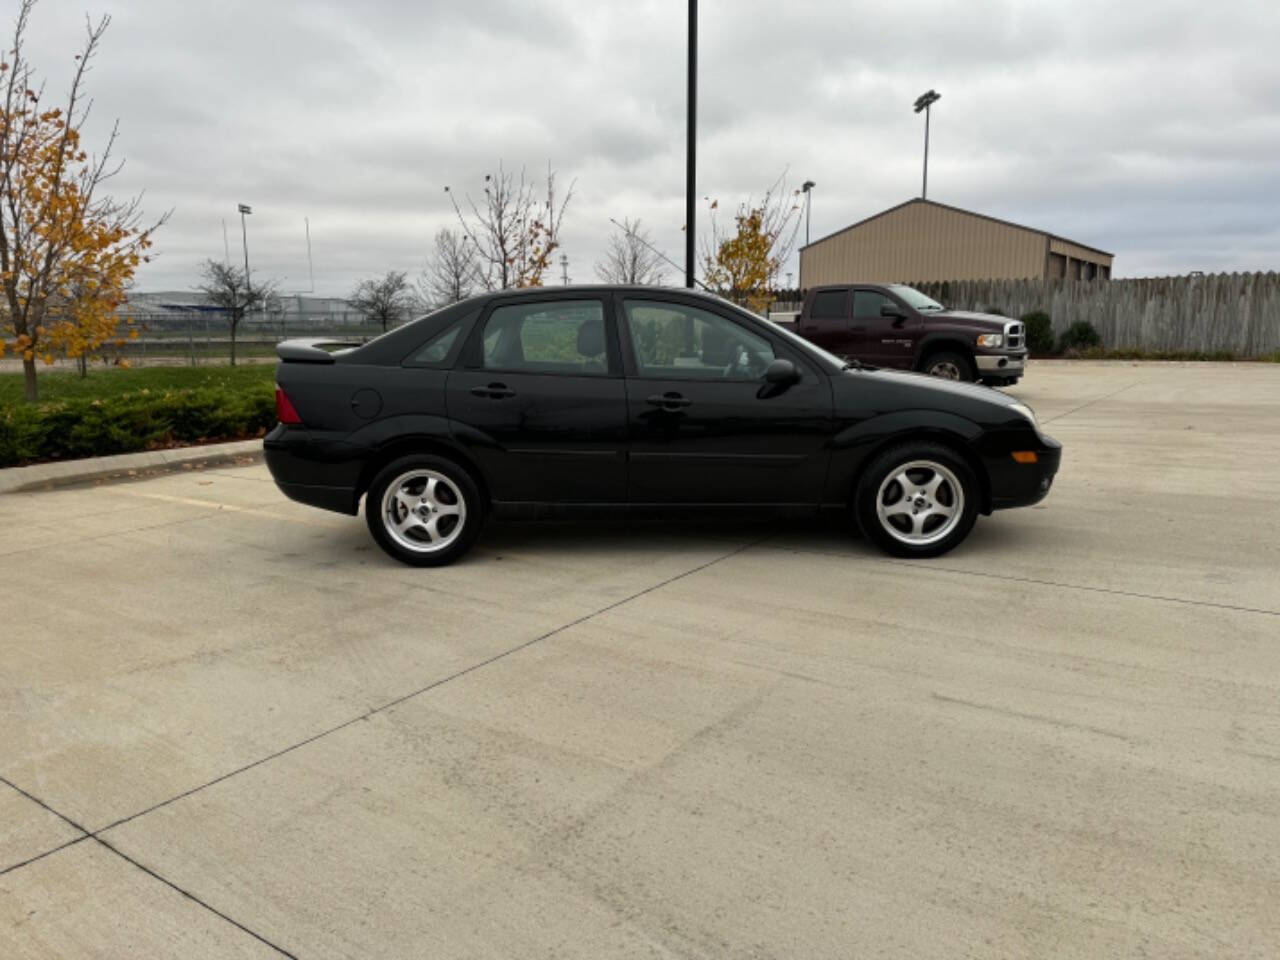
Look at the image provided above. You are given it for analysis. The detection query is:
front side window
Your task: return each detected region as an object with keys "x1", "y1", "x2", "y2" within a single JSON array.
[
  {"x1": 852, "y1": 290, "x2": 899, "y2": 318},
  {"x1": 480, "y1": 300, "x2": 608, "y2": 376},
  {"x1": 624, "y1": 300, "x2": 775, "y2": 380}
]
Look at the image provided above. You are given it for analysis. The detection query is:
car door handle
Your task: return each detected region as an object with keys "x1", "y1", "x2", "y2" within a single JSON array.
[
  {"x1": 470, "y1": 383, "x2": 516, "y2": 399},
  {"x1": 646, "y1": 392, "x2": 692, "y2": 411}
]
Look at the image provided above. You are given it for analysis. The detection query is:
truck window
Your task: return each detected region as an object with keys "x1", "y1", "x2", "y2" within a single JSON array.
[
  {"x1": 810, "y1": 289, "x2": 848, "y2": 320},
  {"x1": 852, "y1": 290, "x2": 898, "y2": 318}
]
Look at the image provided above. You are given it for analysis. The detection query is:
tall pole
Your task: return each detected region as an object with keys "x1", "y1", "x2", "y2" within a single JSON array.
[
  {"x1": 685, "y1": 0, "x2": 697, "y2": 289},
  {"x1": 305, "y1": 217, "x2": 314, "y2": 293},
  {"x1": 239, "y1": 207, "x2": 251, "y2": 289},
  {"x1": 914, "y1": 90, "x2": 940, "y2": 200},
  {"x1": 922, "y1": 104, "x2": 931, "y2": 199},
  {"x1": 801, "y1": 181, "x2": 815, "y2": 246}
]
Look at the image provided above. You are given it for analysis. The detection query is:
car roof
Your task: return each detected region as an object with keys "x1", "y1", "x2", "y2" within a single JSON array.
[{"x1": 465, "y1": 284, "x2": 718, "y2": 299}]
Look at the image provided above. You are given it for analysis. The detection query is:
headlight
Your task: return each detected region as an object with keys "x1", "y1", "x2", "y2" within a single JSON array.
[
  {"x1": 1008, "y1": 402, "x2": 1038, "y2": 429},
  {"x1": 976, "y1": 333, "x2": 1004, "y2": 348}
]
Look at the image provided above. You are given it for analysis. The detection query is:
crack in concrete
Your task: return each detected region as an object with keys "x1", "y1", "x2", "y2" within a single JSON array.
[
  {"x1": 1, "y1": 535, "x2": 765, "y2": 956},
  {"x1": 759, "y1": 541, "x2": 1280, "y2": 618}
]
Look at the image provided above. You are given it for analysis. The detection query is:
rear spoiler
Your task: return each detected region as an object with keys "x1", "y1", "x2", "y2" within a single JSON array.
[{"x1": 275, "y1": 338, "x2": 363, "y2": 364}]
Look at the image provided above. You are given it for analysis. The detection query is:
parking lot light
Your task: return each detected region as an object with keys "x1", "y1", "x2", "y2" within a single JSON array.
[{"x1": 913, "y1": 90, "x2": 941, "y2": 199}]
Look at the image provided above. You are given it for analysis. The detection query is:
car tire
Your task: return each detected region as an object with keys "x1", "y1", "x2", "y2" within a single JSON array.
[
  {"x1": 854, "y1": 442, "x2": 979, "y2": 558},
  {"x1": 365, "y1": 454, "x2": 484, "y2": 566},
  {"x1": 922, "y1": 351, "x2": 975, "y2": 382}
]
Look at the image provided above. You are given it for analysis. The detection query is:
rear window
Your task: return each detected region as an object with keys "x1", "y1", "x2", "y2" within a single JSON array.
[
  {"x1": 406, "y1": 324, "x2": 463, "y2": 366},
  {"x1": 403, "y1": 309, "x2": 479, "y2": 367},
  {"x1": 809, "y1": 289, "x2": 847, "y2": 320}
]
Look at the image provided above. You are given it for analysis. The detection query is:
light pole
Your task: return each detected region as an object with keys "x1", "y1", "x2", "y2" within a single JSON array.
[
  {"x1": 685, "y1": 0, "x2": 697, "y2": 289},
  {"x1": 237, "y1": 203, "x2": 253, "y2": 290},
  {"x1": 913, "y1": 89, "x2": 940, "y2": 199},
  {"x1": 801, "y1": 180, "x2": 815, "y2": 246}
]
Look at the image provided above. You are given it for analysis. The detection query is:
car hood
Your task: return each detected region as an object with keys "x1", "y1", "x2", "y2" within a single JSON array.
[
  {"x1": 851, "y1": 365, "x2": 1020, "y2": 408},
  {"x1": 928, "y1": 310, "x2": 1009, "y2": 331}
]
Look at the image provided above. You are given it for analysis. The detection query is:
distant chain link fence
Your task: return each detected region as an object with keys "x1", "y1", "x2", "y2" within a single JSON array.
[{"x1": 81, "y1": 310, "x2": 405, "y2": 367}]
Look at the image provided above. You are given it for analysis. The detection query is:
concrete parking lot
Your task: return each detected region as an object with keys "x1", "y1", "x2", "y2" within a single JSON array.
[{"x1": 2, "y1": 360, "x2": 1279, "y2": 959}]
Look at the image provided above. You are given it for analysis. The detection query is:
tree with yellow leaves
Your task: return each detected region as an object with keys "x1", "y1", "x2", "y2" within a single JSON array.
[
  {"x1": 1, "y1": 1, "x2": 167, "y2": 401},
  {"x1": 701, "y1": 174, "x2": 803, "y2": 313}
]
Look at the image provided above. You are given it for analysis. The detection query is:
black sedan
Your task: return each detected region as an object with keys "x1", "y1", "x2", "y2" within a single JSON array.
[{"x1": 265, "y1": 286, "x2": 1060, "y2": 566}]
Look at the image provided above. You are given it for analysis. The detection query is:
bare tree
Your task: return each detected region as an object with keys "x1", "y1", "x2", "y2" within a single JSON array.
[
  {"x1": 420, "y1": 227, "x2": 479, "y2": 307},
  {"x1": 348, "y1": 270, "x2": 416, "y2": 332},
  {"x1": 595, "y1": 218, "x2": 665, "y2": 285},
  {"x1": 195, "y1": 259, "x2": 277, "y2": 365},
  {"x1": 445, "y1": 162, "x2": 574, "y2": 290}
]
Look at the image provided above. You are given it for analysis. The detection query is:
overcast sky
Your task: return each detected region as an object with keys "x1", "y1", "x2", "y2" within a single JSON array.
[{"x1": 18, "y1": 0, "x2": 1280, "y2": 295}]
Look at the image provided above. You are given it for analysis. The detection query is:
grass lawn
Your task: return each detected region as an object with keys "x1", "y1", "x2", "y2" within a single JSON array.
[{"x1": 0, "y1": 364, "x2": 275, "y2": 407}]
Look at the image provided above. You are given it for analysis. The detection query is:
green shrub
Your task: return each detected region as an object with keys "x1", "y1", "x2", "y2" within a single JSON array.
[
  {"x1": 1020, "y1": 311, "x2": 1054, "y2": 354},
  {"x1": 0, "y1": 384, "x2": 274, "y2": 467},
  {"x1": 1058, "y1": 320, "x2": 1102, "y2": 352}
]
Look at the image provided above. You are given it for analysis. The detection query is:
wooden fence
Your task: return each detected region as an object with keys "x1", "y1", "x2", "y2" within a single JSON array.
[{"x1": 911, "y1": 273, "x2": 1280, "y2": 356}]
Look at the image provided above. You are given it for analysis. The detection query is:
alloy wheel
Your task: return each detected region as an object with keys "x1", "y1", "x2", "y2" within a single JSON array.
[
  {"x1": 380, "y1": 469, "x2": 467, "y2": 554},
  {"x1": 874, "y1": 460, "x2": 965, "y2": 546}
]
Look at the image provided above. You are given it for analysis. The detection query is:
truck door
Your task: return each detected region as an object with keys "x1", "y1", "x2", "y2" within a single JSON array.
[
  {"x1": 850, "y1": 288, "x2": 919, "y2": 368},
  {"x1": 799, "y1": 288, "x2": 852, "y2": 357}
]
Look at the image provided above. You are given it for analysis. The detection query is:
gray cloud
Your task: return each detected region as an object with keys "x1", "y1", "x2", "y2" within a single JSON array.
[{"x1": 17, "y1": 0, "x2": 1279, "y2": 293}]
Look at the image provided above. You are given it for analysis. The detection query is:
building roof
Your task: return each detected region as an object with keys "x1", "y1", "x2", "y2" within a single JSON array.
[{"x1": 800, "y1": 198, "x2": 1113, "y2": 259}]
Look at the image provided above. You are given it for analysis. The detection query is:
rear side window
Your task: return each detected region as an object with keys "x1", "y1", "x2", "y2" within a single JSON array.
[
  {"x1": 809, "y1": 289, "x2": 848, "y2": 320},
  {"x1": 481, "y1": 300, "x2": 609, "y2": 376}
]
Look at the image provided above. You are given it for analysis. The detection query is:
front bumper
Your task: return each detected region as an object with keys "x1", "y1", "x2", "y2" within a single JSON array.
[
  {"x1": 975, "y1": 351, "x2": 1028, "y2": 375},
  {"x1": 987, "y1": 433, "x2": 1061, "y2": 510}
]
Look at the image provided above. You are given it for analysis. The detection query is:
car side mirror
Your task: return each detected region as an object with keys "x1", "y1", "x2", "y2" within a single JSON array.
[
  {"x1": 763, "y1": 358, "x2": 800, "y2": 385},
  {"x1": 880, "y1": 303, "x2": 906, "y2": 319}
]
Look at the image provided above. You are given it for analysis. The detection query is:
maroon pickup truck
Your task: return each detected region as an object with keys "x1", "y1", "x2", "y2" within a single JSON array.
[{"x1": 773, "y1": 283, "x2": 1028, "y2": 385}]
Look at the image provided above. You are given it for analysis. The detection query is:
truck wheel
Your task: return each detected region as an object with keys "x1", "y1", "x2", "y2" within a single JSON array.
[
  {"x1": 922, "y1": 351, "x2": 975, "y2": 382},
  {"x1": 366, "y1": 454, "x2": 484, "y2": 566},
  {"x1": 854, "y1": 442, "x2": 979, "y2": 558}
]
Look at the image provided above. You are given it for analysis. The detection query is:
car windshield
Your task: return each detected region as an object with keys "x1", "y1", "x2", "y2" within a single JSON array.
[{"x1": 888, "y1": 284, "x2": 945, "y2": 312}]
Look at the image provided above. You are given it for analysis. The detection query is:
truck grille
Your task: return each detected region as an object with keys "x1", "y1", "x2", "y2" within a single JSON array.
[{"x1": 1004, "y1": 321, "x2": 1024, "y2": 350}]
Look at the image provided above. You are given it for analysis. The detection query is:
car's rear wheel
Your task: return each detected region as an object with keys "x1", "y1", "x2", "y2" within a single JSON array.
[
  {"x1": 854, "y1": 443, "x2": 979, "y2": 558},
  {"x1": 366, "y1": 455, "x2": 483, "y2": 566},
  {"x1": 922, "y1": 351, "x2": 975, "y2": 382}
]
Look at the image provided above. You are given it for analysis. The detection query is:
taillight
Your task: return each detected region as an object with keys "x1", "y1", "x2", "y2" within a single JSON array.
[{"x1": 275, "y1": 385, "x2": 303, "y2": 425}]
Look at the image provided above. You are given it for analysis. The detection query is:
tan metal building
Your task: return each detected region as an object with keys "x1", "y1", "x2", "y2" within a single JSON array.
[{"x1": 799, "y1": 198, "x2": 1113, "y2": 287}]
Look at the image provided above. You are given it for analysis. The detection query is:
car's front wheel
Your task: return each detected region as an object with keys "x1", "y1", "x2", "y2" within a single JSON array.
[
  {"x1": 854, "y1": 443, "x2": 979, "y2": 558},
  {"x1": 366, "y1": 455, "x2": 483, "y2": 566}
]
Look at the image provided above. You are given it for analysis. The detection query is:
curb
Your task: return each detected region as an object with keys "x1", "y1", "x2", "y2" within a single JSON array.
[{"x1": 0, "y1": 439, "x2": 265, "y2": 495}]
